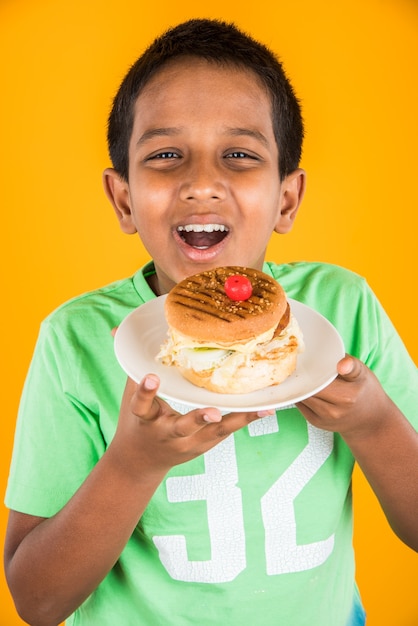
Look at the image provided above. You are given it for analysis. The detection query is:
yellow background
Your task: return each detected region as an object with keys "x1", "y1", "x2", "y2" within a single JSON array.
[{"x1": 1, "y1": 0, "x2": 417, "y2": 624}]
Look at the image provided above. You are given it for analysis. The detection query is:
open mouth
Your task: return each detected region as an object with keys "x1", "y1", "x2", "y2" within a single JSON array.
[{"x1": 177, "y1": 224, "x2": 229, "y2": 249}]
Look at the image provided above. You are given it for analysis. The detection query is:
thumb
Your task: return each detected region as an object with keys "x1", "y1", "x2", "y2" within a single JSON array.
[
  {"x1": 336, "y1": 355, "x2": 362, "y2": 380},
  {"x1": 121, "y1": 374, "x2": 162, "y2": 421},
  {"x1": 131, "y1": 374, "x2": 162, "y2": 419}
]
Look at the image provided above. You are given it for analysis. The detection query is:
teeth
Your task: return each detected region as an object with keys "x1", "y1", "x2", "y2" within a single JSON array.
[{"x1": 177, "y1": 224, "x2": 228, "y2": 233}]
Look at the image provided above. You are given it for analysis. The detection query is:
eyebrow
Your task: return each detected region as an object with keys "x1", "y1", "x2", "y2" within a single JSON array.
[
  {"x1": 136, "y1": 127, "x2": 182, "y2": 147},
  {"x1": 226, "y1": 127, "x2": 269, "y2": 148},
  {"x1": 136, "y1": 126, "x2": 269, "y2": 148}
]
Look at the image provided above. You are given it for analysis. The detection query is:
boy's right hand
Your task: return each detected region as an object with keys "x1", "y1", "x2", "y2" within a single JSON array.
[{"x1": 112, "y1": 374, "x2": 273, "y2": 476}]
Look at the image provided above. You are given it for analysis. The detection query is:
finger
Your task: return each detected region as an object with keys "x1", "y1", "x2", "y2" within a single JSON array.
[
  {"x1": 202, "y1": 409, "x2": 223, "y2": 423},
  {"x1": 204, "y1": 408, "x2": 275, "y2": 435},
  {"x1": 129, "y1": 374, "x2": 163, "y2": 420},
  {"x1": 166, "y1": 407, "x2": 223, "y2": 440},
  {"x1": 256, "y1": 408, "x2": 277, "y2": 418},
  {"x1": 203, "y1": 408, "x2": 276, "y2": 428},
  {"x1": 170, "y1": 407, "x2": 263, "y2": 440},
  {"x1": 111, "y1": 326, "x2": 119, "y2": 337}
]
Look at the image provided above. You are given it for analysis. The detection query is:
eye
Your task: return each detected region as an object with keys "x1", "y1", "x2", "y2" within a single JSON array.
[
  {"x1": 225, "y1": 151, "x2": 250, "y2": 159},
  {"x1": 151, "y1": 151, "x2": 180, "y2": 160}
]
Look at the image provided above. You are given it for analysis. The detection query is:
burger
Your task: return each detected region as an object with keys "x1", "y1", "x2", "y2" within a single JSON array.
[{"x1": 157, "y1": 266, "x2": 304, "y2": 394}]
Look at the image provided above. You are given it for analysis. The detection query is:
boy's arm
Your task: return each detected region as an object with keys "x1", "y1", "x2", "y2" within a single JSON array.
[
  {"x1": 4, "y1": 375, "x2": 270, "y2": 626},
  {"x1": 297, "y1": 356, "x2": 418, "y2": 552}
]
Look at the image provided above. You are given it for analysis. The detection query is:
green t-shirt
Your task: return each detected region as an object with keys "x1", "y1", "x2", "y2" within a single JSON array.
[{"x1": 5, "y1": 261, "x2": 417, "y2": 626}]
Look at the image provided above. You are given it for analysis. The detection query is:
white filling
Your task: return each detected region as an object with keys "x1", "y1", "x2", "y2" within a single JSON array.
[
  {"x1": 157, "y1": 313, "x2": 304, "y2": 371},
  {"x1": 162, "y1": 325, "x2": 277, "y2": 356}
]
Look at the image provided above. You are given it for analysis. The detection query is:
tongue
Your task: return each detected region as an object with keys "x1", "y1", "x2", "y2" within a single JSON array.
[{"x1": 182, "y1": 231, "x2": 226, "y2": 248}]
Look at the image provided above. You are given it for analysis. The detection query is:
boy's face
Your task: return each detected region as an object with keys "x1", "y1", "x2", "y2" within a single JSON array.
[{"x1": 104, "y1": 58, "x2": 305, "y2": 294}]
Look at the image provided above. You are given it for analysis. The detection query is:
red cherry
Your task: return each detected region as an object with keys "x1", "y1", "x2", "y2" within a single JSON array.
[{"x1": 224, "y1": 274, "x2": 253, "y2": 301}]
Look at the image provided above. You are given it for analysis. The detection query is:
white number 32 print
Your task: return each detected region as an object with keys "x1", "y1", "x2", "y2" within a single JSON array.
[{"x1": 153, "y1": 418, "x2": 334, "y2": 583}]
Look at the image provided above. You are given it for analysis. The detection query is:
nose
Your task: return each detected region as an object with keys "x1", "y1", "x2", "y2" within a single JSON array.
[{"x1": 179, "y1": 157, "x2": 227, "y2": 202}]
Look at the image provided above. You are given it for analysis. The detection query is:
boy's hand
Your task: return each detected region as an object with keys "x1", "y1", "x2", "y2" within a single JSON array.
[
  {"x1": 296, "y1": 355, "x2": 390, "y2": 437},
  {"x1": 112, "y1": 374, "x2": 274, "y2": 475},
  {"x1": 298, "y1": 354, "x2": 418, "y2": 551}
]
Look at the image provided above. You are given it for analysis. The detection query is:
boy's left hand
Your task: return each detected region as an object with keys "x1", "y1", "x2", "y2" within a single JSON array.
[
  {"x1": 296, "y1": 355, "x2": 389, "y2": 437},
  {"x1": 298, "y1": 354, "x2": 418, "y2": 552}
]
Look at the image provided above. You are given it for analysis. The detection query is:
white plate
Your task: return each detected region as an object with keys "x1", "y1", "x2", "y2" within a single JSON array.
[{"x1": 114, "y1": 296, "x2": 345, "y2": 412}]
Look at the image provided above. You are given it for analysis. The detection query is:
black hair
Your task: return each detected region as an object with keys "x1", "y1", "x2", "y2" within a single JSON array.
[{"x1": 107, "y1": 18, "x2": 304, "y2": 181}]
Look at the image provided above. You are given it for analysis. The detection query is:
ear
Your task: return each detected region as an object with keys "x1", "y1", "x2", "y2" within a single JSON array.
[
  {"x1": 102, "y1": 168, "x2": 137, "y2": 234},
  {"x1": 274, "y1": 168, "x2": 306, "y2": 234}
]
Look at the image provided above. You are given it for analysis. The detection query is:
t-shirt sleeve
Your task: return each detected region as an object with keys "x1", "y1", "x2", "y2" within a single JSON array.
[
  {"x1": 5, "y1": 318, "x2": 107, "y2": 517},
  {"x1": 268, "y1": 262, "x2": 418, "y2": 431},
  {"x1": 345, "y1": 277, "x2": 418, "y2": 431}
]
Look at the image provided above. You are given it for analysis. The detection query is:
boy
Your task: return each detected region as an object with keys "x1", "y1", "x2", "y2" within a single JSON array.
[{"x1": 4, "y1": 18, "x2": 418, "y2": 626}]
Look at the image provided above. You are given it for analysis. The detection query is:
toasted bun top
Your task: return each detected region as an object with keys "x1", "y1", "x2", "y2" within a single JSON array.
[{"x1": 165, "y1": 266, "x2": 287, "y2": 344}]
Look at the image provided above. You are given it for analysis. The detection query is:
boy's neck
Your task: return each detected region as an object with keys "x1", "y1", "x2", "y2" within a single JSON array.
[{"x1": 145, "y1": 270, "x2": 162, "y2": 296}]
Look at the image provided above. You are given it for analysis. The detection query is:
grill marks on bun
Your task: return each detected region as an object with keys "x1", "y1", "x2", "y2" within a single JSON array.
[{"x1": 165, "y1": 266, "x2": 287, "y2": 343}]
